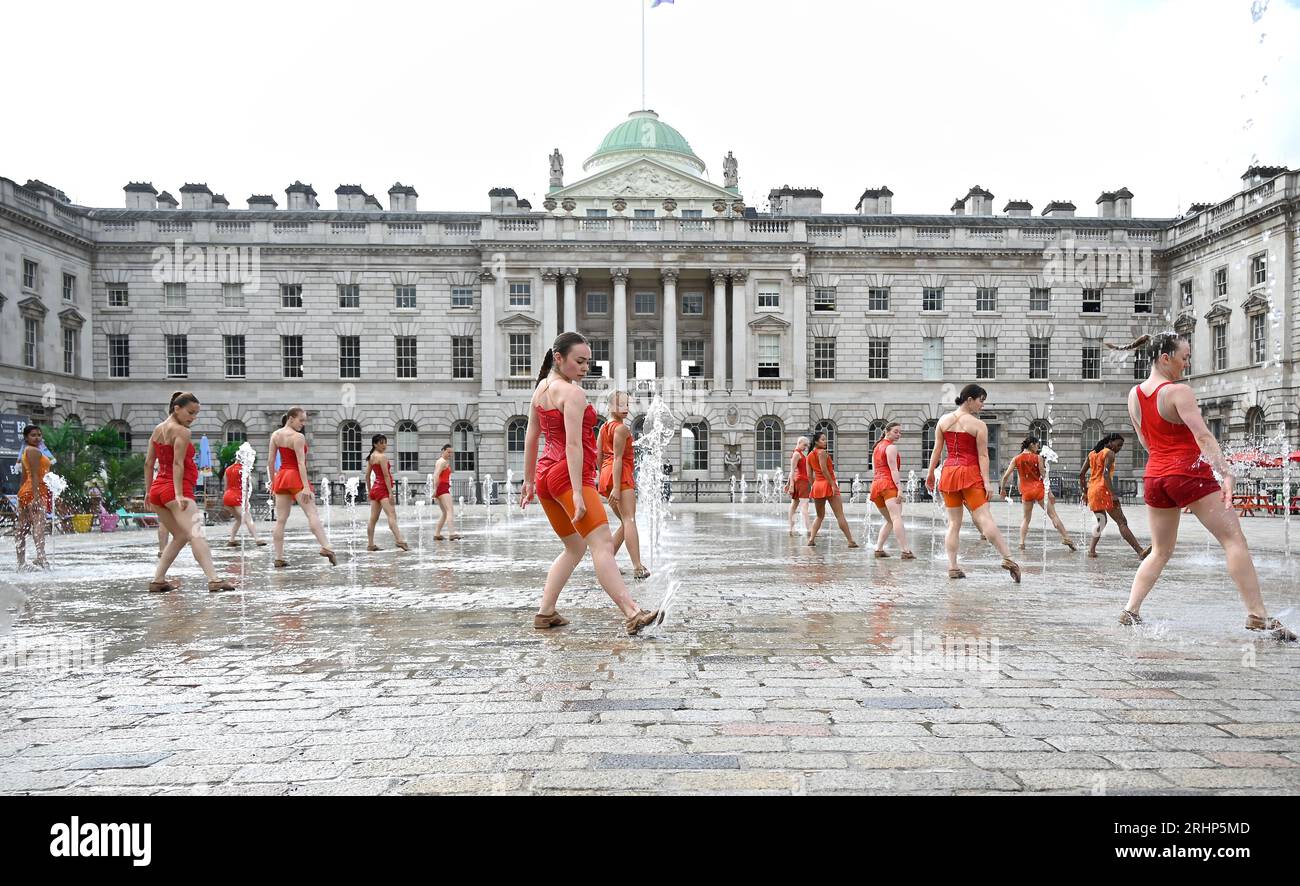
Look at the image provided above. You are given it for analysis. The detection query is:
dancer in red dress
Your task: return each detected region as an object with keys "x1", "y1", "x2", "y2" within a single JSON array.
[
  {"x1": 870, "y1": 422, "x2": 913, "y2": 559},
  {"x1": 806, "y1": 431, "x2": 859, "y2": 548},
  {"x1": 15, "y1": 425, "x2": 50, "y2": 570},
  {"x1": 267, "y1": 407, "x2": 336, "y2": 568},
  {"x1": 1078, "y1": 434, "x2": 1148, "y2": 559},
  {"x1": 433, "y1": 445, "x2": 459, "y2": 540},
  {"x1": 998, "y1": 436, "x2": 1076, "y2": 551},
  {"x1": 598, "y1": 391, "x2": 648, "y2": 580},
  {"x1": 785, "y1": 436, "x2": 812, "y2": 539},
  {"x1": 222, "y1": 459, "x2": 265, "y2": 547},
  {"x1": 365, "y1": 434, "x2": 409, "y2": 552}
]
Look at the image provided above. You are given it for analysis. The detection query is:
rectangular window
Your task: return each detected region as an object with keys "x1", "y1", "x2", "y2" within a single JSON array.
[
  {"x1": 63, "y1": 273, "x2": 75, "y2": 301},
  {"x1": 1082, "y1": 288, "x2": 1103, "y2": 313},
  {"x1": 757, "y1": 334, "x2": 781, "y2": 378},
  {"x1": 108, "y1": 284, "x2": 129, "y2": 307},
  {"x1": 224, "y1": 335, "x2": 246, "y2": 378},
  {"x1": 338, "y1": 284, "x2": 360, "y2": 308},
  {"x1": 451, "y1": 336, "x2": 475, "y2": 379},
  {"x1": 509, "y1": 281, "x2": 531, "y2": 307},
  {"x1": 1133, "y1": 348, "x2": 1152, "y2": 379},
  {"x1": 109, "y1": 334, "x2": 130, "y2": 377},
  {"x1": 1251, "y1": 312, "x2": 1266, "y2": 364},
  {"x1": 634, "y1": 291, "x2": 656, "y2": 315},
  {"x1": 165, "y1": 282, "x2": 187, "y2": 308},
  {"x1": 680, "y1": 292, "x2": 703, "y2": 315},
  {"x1": 588, "y1": 338, "x2": 609, "y2": 377},
  {"x1": 166, "y1": 334, "x2": 188, "y2": 378},
  {"x1": 922, "y1": 287, "x2": 944, "y2": 311},
  {"x1": 223, "y1": 283, "x2": 245, "y2": 308},
  {"x1": 395, "y1": 336, "x2": 418, "y2": 378},
  {"x1": 814, "y1": 287, "x2": 837, "y2": 312},
  {"x1": 451, "y1": 286, "x2": 474, "y2": 308},
  {"x1": 280, "y1": 284, "x2": 302, "y2": 309},
  {"x1": 867, "y1": 287, "x2": 890, "y2": 312},
  {"x1": 681, "y1": 209, "x2": 703, "y2": 218},
  {"x1": 339, "y1": 336, "x2": 361, "y2": 379},
  {"x1": 1029, "y1": 338, "x2": 1050, "y2": 380},
  {"x1": 1082, "y1": 344, "x2": 1101, "y2": 380},
  {"x1": 975, "y1": 337, "x2": 996, "y2": 379},
  {"x1": 1213, "y1": 322, "x2": 1228, "y2": 371},
  {"x1": 922, "y1": 337, "x2": 944, "y2": 380},
  {"x1": 1251, "y1": 253, "x2": 1267, "y2": 287},
  {"x1": 1180, "y1": 279, "x2": 1193, "y2": 307},
  {"x1": 397, "y1": 429, "x2": 419, "y2": 473},
  {"x1": 395, "y1": 285, "x2": 417, "y2": 309},
  {"x1": 1209, "y1": 418, "x2": 1223, "y2": 442},
  {"x1": 633, "y1": 339, "x2": 657, "y2": 365},
  {"x1": 24, "y1": 319, "x2": 37, "y2": 368},
  {"x1": 868, "y1": 338, "x2": 890, "y2": 379},
  {"x1": 1029, "y1": 287, "x2": 1051, "y2": 311},
  {"x1": 23, "y1": 259, "x2": 38, "y2": 290},
  {"x1": 63, "y1": 327, "x2": 77, "y2": 374},
  {"x1": 1134, "y1": 290, "x2": 1153, "y2": 313},
  {"x1": 586, "y1": 291, "x2": 609, "y2": 314},
  {"x1": 813, "y1": 337, "x2": 836, "y2": 380},
  {"x1": 281, "y1": 335, "x2": 304, "y2": 378},
  {"x1": 509, "y1": 333, "x2": 532, "y2": 377},
  {"x1": 757, "y1": 286, "x2": 780, "y2": 310},
  {"x1": 1214, "y1": 267, "x2": 1228, "y2": 299},
  {"x1": 680, "y1": 340, "x2": 704, "y2": 378},
  {"x1": 975, "y1": 287, "x2": 998, "y2": 312}
]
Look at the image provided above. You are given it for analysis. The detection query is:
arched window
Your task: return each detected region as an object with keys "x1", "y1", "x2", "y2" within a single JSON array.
[
  {"x1": 506, "y1": 417, "x2": 527, "y2": 476},
  {"x1": 681, "y1": 420, "x2": 708, "y2": 472},
  {"x1": 630, "y1": 415, "x2": 646, "y2": 440},
  {"x1": 396, "y1": 420, "x2": 419, "y2": 472},
  {"x1": 921, "y1": 419, "x2": 939, "y2": 468},
  {"x1": 813, "y1": 419, "x2": 836, "y2": 460},
  {"x1": 340, "y1": 421, "x2": 363, "y2": 472},
  {"x1": 452, "y1": 421, "x2": 475, "y2": 472},
  {"x1": 1245, "y1": 407, "x2": 1266, "y2": 443},
  {"x1": 107, "y1": 419, "x2": 133, "y2": 452},
  {"x1": 1028, "y1": 418, "x2": 1051, "y2": 446},
  {"x1": 1081, "y1": 419, "x2": 1104, "y2": 473},
  {"x1": 756, "y1": 417, "x2": 783, "y2": 472},
  {"x1": 867, "y1": 419, "x2": 889, "y2": 456},
  {"x1": 223, "y1": 420, "x2": 247, "y2": 446},
  {"x1": 1132, "y1": 440, "x2": 1149, "y2": 472},
  {"x1": 64, "y1": 413, "x2": 83, "y2": 431}
]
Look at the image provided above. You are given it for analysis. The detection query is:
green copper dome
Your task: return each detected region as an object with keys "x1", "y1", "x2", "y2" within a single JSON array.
[{"x1": 583, "y1": 110, "x2": 706, "y2": 176}]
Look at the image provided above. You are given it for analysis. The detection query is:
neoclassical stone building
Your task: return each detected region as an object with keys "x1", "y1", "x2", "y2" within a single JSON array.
[{"x1": 0, "y1": 110, "x2": 1295, "y2": 491}]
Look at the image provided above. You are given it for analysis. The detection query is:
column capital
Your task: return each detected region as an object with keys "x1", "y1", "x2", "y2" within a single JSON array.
[
  {"x1": 660, "y1": 268, "x2": 680, "y2": 284},
  {"x1": 730, "y1": 269, "x2": 749, "y2": 284},
  {"x1": 562, "y1": 268, "x2": 580, "y2": 284},
  {"x1": 791, "y1": 273, "x2": 809, "y2": 286},
  {"x1": 711, "y1": 269, "x2": 730, "y2": 286},
  {"x1": 541, "y1": 267, "x2": 560, "y2": 282},
  {"x1": 479, "y1": 270, "x2": 496, "y2": 283},
  {"x1": 611, "y1": 268, "x2": 630, "y2": 285}
]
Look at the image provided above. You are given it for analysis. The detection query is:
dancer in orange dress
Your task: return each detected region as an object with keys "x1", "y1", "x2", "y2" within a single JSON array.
[
  {"x1": 1078, "y1": 433, "x2": 1147, "y2": 559},
  {"x1": 870, "y1": 422, "x2": 914, "y2": 559},
  {"x1": 221, "y1": 458, "x2": 265, "y2": 548},
  {"x1": 806, "y1": 430, "x2": 859, "y2": 548},
  {"x1": 364, "y1": 434, "x2": 409, "y2": 552},
  {"x1": 785, "y1": 436, "x2": 812, "y2": 539},
  {"x1": 145, "y1": 392, "x2": 235, "y2": 592},
  {"x1": 433, "y1": 445, "x2": 459, "y2": 540},
  {"x1": 925, "y1": 384, "x2": 1021, "y2": 581},
  {"x1": 597, "y1": 391, "x2": 648, "y2": 580},
  {"x1": 1111, "y1": 332, "x2": 1293, "y2": 639},
  {"x1": 267, "y1": 407, "x2": 336, "y2": 568},
  {"x1": 522, "y1": 332, "x2": 661, "y2": 635},
  {"x1": 14, "y1": 425, "x2": 50, "y2": 570},
  {"x1": 998, "y1": 436, "x2": 1076, "y2": 551}
]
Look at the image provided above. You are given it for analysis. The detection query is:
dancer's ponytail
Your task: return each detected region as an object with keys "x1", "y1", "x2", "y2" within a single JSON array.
[
  {"x1": 536, "y1": 348, "x2": 556, "y2": 383},
  {"x1": 169, "y1": 391, "x2": 199, "y2": 412},
  {"x1": 536, "y1": 331, "x2": 589, "y2": 382}
]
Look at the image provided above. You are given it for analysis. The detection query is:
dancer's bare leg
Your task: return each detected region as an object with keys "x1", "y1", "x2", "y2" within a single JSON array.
[
  {"x1": 875, "y1": 503, "x2": 893, "y2": 552},
  {"x1": 586, "y1": 526, "x2": 641, "y2": 618},
  {"x1": 969, "y1": 504, "x2": 1013, "y2": 559},
  {"x1": 157, "y1": 522, "x2": 169, "y2": 557},
  {"x1": 296, "y1": 491, "x2": 333, "y2": 551},
  {"x1": 272, "y1": 494, "x2": 292, "y2": 560},
  {"x1": 538, "y1": 531, "x2": 586, "y2": 615},
  {"x1": 618, "y1": 488, "x2": 644, "y2": 573},
  {"x1": 1108, "y1": 505, "x2": 1145, "y2": 554},
  {"x1": 945, "y1": 506, "x2": 964, "y2": 571},
  {"x1": 800, "y1": 500, "x2": 811, "y2": 537},
  {"x1": 436, "y1": 494, "x2": 455, "y2": 537},
  {"x1": 829, "y1": 495, "x2": 858, "y2": 546},
  {"x1": 609, "y1": 497, "x2": 627, "y2": 555},
  {"x1": 1188, "y1": 495, "x2": 1266, "y2": 618},
  {"x1": 367, "y1": 500, "x2": 382, "y2": 547},
  {"x1": 808, "y1": 499, "x2": 827, "y2": 545},
  {"x1": 241, "y1": 508, "x2": 261, "y2": 542},
  {"x1": 1042, "y1": 498, "x2": 1074, "y2": 545},
  {"x1": 1123, "y1": 506, "x2": 1181, "y2": 616},
  {"x1": 886, "y1": 497, "x2": 910, "y2": 553},
  {"x1": 381, "y1": 498, "x2": 406, "y2": 547},
  {"x1": 1019, "y1": 501, "x2": 1034, "y2": 549},
  {"x1": 1089, "y1": 512, "x2": 1107, "y2": 557},
  {"x1": 153, "y1": 501, "x2": 218, "y2": 582}
]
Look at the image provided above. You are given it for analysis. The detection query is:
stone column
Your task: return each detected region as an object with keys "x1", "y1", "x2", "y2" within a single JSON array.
[
  {"x1": 479, "y1": 270, "x2": 497, "y2": 394},
  {"x1": 792, "y1": 273, "x2": 808, "y2": 393},
  {"x1": 562, "y1": 269, "x2": 578, "y2": 334},
  {"x1": 661, "y1": 268, "x2": 679, "y2": 383},
  {"x1": 711, "y1": 270, "x2": 729, "y2": 390},
  {"x1": 612, "y1": 267, "x2": 629, "y2": 390},
  {"x1": 541, "y1": 268, "x2": 558, "y2": 346},
  {"x1": 731, "y1": 269, "x2": 749, "y2": 393}
]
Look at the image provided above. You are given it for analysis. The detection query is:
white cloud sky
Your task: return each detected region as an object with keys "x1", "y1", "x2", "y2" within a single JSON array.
[{"x1": 3, "y1": 0, "x2": 1297, "y2": 217}]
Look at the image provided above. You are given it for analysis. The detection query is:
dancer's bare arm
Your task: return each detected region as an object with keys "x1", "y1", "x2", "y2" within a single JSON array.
[
  {"x1": 266, "y1": 435, "x2": 277, "y2": 490},
  {"x1": 1101, "y1": 449, "x2": 1116, "y2": 496},
  {"x1": 610, "y1": 424, "x2": 629, "y2": 497},
  {"x1": 295, "y1": 434, "x2": 311, "y2": 496},
  {"x1": 144, "y1": 438, "x2": 157, "y2": 486},
  {"x1": 173, "y1": 426, "x2": 190, "y2": 504},
  {"x1": 561, "y1": 384, "x2": 586, "y2": 516},
  {"x1": 1169, "y1": 383, "x2": 1234, "y2": 504},
  {"x1": 888, "y1": 443, "x2": 903, "y2": 490},
  {"x1": 998, "y1": 459, "x2": 1015, "y2": 494}
]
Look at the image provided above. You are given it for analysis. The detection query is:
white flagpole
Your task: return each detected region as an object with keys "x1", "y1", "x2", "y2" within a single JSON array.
[{"x1": 641, "y1": 0, "x2": 646, "y2": 109}]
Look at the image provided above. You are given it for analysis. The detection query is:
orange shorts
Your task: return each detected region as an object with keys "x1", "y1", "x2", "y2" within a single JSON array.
[
  {"x1": 539, "y1": 484, "x2": 608, "y2": 538},
  {"x1": 941, "y1": 485, "x2": 988, "y2": 511},
  {"x1": 1020, "y1": 481, "x2": 1045, "y2": 503},
  {"x1": 272, "y1": 468, "x2": 309, "y2": 497},
  {"x1": 1088, "y1": 488, "x2": 1115, "y2": 513},
  {"x1": 870, "y1": 485, "x2": 898, "y2": 509},
  {"x1": 597, "y1": 466, "x2": 635, "y2": 498}
]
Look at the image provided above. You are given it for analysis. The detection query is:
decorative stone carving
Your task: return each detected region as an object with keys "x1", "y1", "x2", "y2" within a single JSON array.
[
  {"x1": 549, "y1": 149, "x2": 564, "y2": 189},
  {"x1": 660, "y1": 268, "x2": 680, "y2": 284},
  {"x1": 730, "y1": 269, "x2": 749, "y2": 285},
  {"x1": 723, "y1": 151, "x2": 738, "y2": 189},
  {"x1": 712, "y1": 199, "x2": 727, "y2": 215},
  {"x1": 723, "y1": 444, "x2": 741, "y2": 480},
  {"x1": 561, "y1": 197, "x2": 576, "y2": 214},
  {"x1": 562, "y1": 268, "x2": 580, "y2": 285},
  {"x1": 611, "y1": 268, "x2": 630, "y2": 285},
  {"x1": 662, "y1": 198, "x2": 677, "y2": 215},
  {"x1": 542, "y1": 196, "x2": 557, "y2": 212},
  {"x1": 478, "y1": 270, "x2": 496, "y2": 283},
  {"x1": 541, "y1": 268, "x2": 559, "y2": 282},
  {"x1": 731, "y1": 200, "x2": 746, "y2": 216},
  {"x1": 711, "y1": 270, "x2": 730, "y2": 286},
  {"x1": 612, "y1": 197, "x2": 627, "y2": 214}
]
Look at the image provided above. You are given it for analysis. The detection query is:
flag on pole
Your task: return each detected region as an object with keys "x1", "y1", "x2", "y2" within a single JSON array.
[{"x1": 651, "y1": 0, "x2": 674, "y2": 7}]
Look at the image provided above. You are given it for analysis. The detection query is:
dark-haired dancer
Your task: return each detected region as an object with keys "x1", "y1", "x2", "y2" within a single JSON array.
[
  {"x1": 806, "y1": 431, "x2": 859, "y2": 548},
  {"x1": 1111, "y1": 334, "x2": 1294, "y2": 640},
  {"x1": 926, "y1": 384, "x2": 1020, "y2": 582},
  {"x1": 1079, "y1": 434, "x2": 1148, "y2": 559},
  {"x1": 522, "y1": 332, "x2": 661, "y2": 635},
  {"x1": 268, "y1": 408, "x2": 336, "y2": 568},
  {"x1": 870, "y1": 422, "x2": 914, "y2": 559},
  {"x1": 365, "y1": 434, "x2": 409, "y2": 552},
  {"x1": 786, "y1": 436, "x2": 812, "y2": 538},
  {"x1": 598, "y1": 391, "x2": 648, "y2": 580},
  {"x1": 433, "y1": 445, "x2": 459, "y2": 540},
  {"x1": 145, "y1": 393, "x2": 235, "y2": 592},
  {"x1": 15, "y1": 425, "x2": 50, "y2": 570},
  {"x1": 999, "y1": 436, "x2": 1076, "y2": 551},
  {"x1": 222, "y1": 458, "x2": 265, "y2": 547}
]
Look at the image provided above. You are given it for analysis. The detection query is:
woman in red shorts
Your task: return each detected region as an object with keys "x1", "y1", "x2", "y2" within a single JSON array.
[
  {"x1": 870, "y1": 422, "x2": 913, "y2": 559},
  {"x1": 365, "y1": 433, "x2": 409, "y2": 552},
  {"x1": 222, "y1": 457, "x2": 265, "y2": 548},
  {"x1": 999, "y1": 436, "x2": 1076, "y2": 551},
  {"x1": 806, "y1": 430, "x2": 859, "y2": 548},
  {"x1": 433, "y1": 444, "x2": 459, "y2": 540},
  {"x1": 925, "y1": 384, "x2": 1020, "y2": 582},
  {"x1": 522, "y1": 332, "x2": 661, "y2": 635},
  {"x1": 267, "y1": 407, "x2": 336, "y2": 568},
  {"x1": 785, "y1": 436, "x2": 812, "y2": 539},
  {"x1": 598, "y1": 391, "x2": 648, "y2": 580},
  {"x1": 1079, "y1": 433, "x2": 1148, "y2": 559},
  {"x1": 144, "y1": 392, "x2": 234, "y2": 592},
  {"x1": 1113, "y1": 333, "x2": 1294, "y2": 639}
]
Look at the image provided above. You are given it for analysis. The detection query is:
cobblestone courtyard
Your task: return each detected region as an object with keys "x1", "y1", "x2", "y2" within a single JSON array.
[{"x1": 3, "y1": 503, "x2": 1299, "y2": 795}]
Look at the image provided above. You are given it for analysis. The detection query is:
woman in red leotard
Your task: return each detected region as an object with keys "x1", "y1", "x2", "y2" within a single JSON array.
[
  {"x1": 144, "y1": 392, "x2": 234, "y2": 592},
  {"x1": 267, "y1": 407, "x2": 336, "y2": 568},
  {"x1": 999, "y1": 436, "x2": 1076, "y2": 551},
  {"x1": 15, "y1": 425, "x2": 50, "y2": 570},
  {"x1": 1078, "y1": 433, "x2": 1148, "y2": 559},
  {"x1": 870, "y1": 422, "x2": 914, "y2": 559},
  {"x1": 433, "y1": 444, "x2": 458, "y2": 540},
  {"x1": 806, "y1": 430, "x2": 859, "y2": 548},
  {"x1": 925, "y1": 384, "x2": 1020, "y2": 582},
  {"x1": 1112, "y1": 333, "x2": 1293, "y2": 640},
  {"x1": 365, "y1": 434, "x2": 409, "y2": 552},
  {"x1": 522, "y1": 332, "x2": 661, "y2": 636},
  {"x1": 785, "y1": 436, "x2": 812, "y2": 539},
  {"x1": 598, "y1": 391, "x2": 648, "y2": 580},
  {"x1": 222, "y1": 457, "x2": 265, "y2": 548}
]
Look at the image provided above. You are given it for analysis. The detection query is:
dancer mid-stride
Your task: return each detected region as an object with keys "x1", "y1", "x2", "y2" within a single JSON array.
[
  {"x1": 925, "y1": 384, "x2": 1021, "y2": 582},
  {"x1": 522, "y1": 332, "x2": 661, "y2": 635},
  {"x1": 1079, "y1": 434, "x2": 1149, "y2": 559},
  {"x1": 433, "y1": 444, "x2": 460, "y2": 540},
  {"x1": 598, "y1": 391, "x2": 649, "y2": 580},
  {"x1": 267, "y1": 408, "x2": 336, "y2": 568},
  {"x1": 806, "y1": 430, "x2": 859, "y2": 548},
  {"x1": 222, "y1": 457, "x2": 265, "y2": 548},
  {"x1": 999, "y1": 436, "x2": 1077, "y2": 552},
  {"x1": 786, "y1": 436, "x2": 812, "y2": 538},
  {"x1": 365, "y1": 434, "x2": 410, "y2": 552},
  {"x1": 1111, "y1": 333, "x2": 1294, "y2": 640},
  {"x1": 145, "y1": 392, "x2": 235, "y2": 592},
  {"x1": 15, "y1": 425, "x2": 50, "y2": 570},
  {"x1": 870, "y1": 422, "x2": 914, "y2": 559}
]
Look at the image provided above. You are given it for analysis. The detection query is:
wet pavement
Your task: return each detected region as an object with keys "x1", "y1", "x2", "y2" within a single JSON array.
[{"x1": 2, "y1": 501, "x2": 1299, "y2": 795}]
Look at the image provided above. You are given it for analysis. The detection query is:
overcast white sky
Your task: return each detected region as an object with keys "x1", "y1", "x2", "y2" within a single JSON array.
[{"x1": 3, "y1": 0, "x2": 1297, "y2": 218}]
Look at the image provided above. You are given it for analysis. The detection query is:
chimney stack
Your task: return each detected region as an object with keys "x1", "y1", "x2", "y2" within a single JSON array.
[
  {"x1": 285, "y1": 181, "x2": 318, "y2": 210},
  {"x1": 951, "y1": 199, "x2": 965, "y2": 217},
  {"x1": 335, "y1": 185, "x2": 368, "y2": 211},
  {"x1": 247, "y1": 194, "x2": 278, "y2": 210},
  {"x1": 768, "y1": 186, "x2": 823, "y2": 215},
  {"x1": 855, "y1": 186, "x2": 893, "y2": 215},
  {"x1": 212, "y1": 193, "x2": 229, "y2": 210},
  {"x1": 963, "y1": 186, "x2": 993, "y2": 216},
  {"x1": 489, "y1": 187, "x2": 519, "y2": 213},
  {"x1": 1240, "y1": 164, "x2": 1288, "y2": 189},
  {"x1": 179, "y1": 183, "x2": 214, "y2": 210},
  {"x1": 1003, "y1": 199, "x2": 1033, "y2": 218},
  {"x1": 388, "y1": 183, "x2": 419, "y2": 211},
  {"x1": 1113, "y1": 187, "x2": 1133, "y2": 218},
  {"x1": 1042, "y1": 200, "x2": 1076, "y2": 219},
  {"x1": 124, "y1": 181, "x2": 158, "y2": 210},
  {"x1": 1096, "y1": 191, "x2": 1116, "y2": 218},
  {"x1": 157, "y1": 190, "x2": 178, "y2": 209}
]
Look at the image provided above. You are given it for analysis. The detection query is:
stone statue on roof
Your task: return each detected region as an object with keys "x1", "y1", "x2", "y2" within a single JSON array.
[
  {"x1": 549, "y1": 149, "x2": 564, "y2": 189},
  {"x1": 723, "y1": 151, "x2": 738, "y2": 189}
]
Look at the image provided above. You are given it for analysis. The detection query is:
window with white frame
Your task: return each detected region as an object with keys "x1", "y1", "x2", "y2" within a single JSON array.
[
  {"x1": 922, "y1": 337, "x2": 944, "y2": 380},
  {"x1": 63, "y1": 273, "x2": 75, "y2": 301},
  {"x1": 397, "y1": 420, "x2": 419, "y2": 472},
  {"x1": 757, "y1": 334, "x2": 781, "y2": 378},
  {"x1": 509, "y1": 333, "x2": 532, "y2": 377},
  {"x1": 1213, "y1": 322, "x2": 1228, "y2": 371},
  {"x1": 223, "y1": 420, "x2": 247, "y2": 446},
  {"x1": 451, "y1": 286, "x2": 474, "y2": 308},
  {"x1": 337, "y1": 284, "x2": 360, "y2": 308},
  {"x1": 340, "y1": 421, "x2": 363, "y2": 472},
  {"x1": 508, "y1": 281, "x2": 531, "y2": 307},
  {"x1": 224, "y1": 335, "x2": 246, "y2": 378},
  {"x1": 1082, "y1": 343, "x2": 1101, "y2": 380},
  {"x1": 633, "y1": 339, "x2": 657, "y2": 375},
  {"x1": 281, "y1": 335, "x2": 304, "y2": 378},
  {"x1": 452, "y1": 336, "x2": 474, "y2": 379},
  {"x1": 1208, "y1": 418, "x2": 1223, "y2": 441},
  {"x1": 757, "y1": 285, "x2": 780, "y2": 310},
  {"x1": 813, "y1": 337, "x2": 836, "y2": 380},
  {"x1": 814, "y1": 287, "x2": 837, "y2": 312},
  {"x1": 921, "y1": 420, "x2": 939, "y2": 468},
  {"x1": 681, "y1": 421, "x2": 709, "y2": 471},
  {"x1": 867, "y1": 288, "x2": 890, "y2": 311},
  {"x1": 1029, "y1": 287, "x2": 1051, "y2": 311},
  {"x1": 109, "y1": 334, "x2": 130, "y2": 377},
  {"x1": 814, "y1": 420, "x2": 836, "y2": 459},
  {"x1": 634, "y1": 291, "x2": 656, "y2": 315},
  {"x1": 976, "y1": 287, "x2": 998, "y2": 312},
  {"x1": 165, "y1": 282, "x2": 187, "y2": 308},
  {"x1": 868, "y1": 338, "x2": 889, "y2": 379},
  {"x1": 23, "y1": 319, "x2": 38, "y2": 368},
  {"x1": 1213, "y1": 267, "x2": 1227, "y2": 299},
  {"x1": 1180, "y1": 279, "x2": 1193, "y2": 306},
  {"x1": 680, "y1": 340, "x2": 703, "y2": 377},
  {"x1": 452, "y1": 422, "x2": 475, "y2": 472},
  {"x1": 975, "y1": 337, "x2": 996, "y2": 379},
  {"x1": 338, "y1": 336, "x2": 361, "y2": 378},
  {"x1": 1250, "y1": 312, "x2": 1266, "y2": 364},
  {"x1": 166, "y1": 334, "x2": 188, "y2": 378},
  {"x1": 1134, "y1": 290, "x2": 1153, "y2": 313},
  {"x1": 680, "y1": 291, "x2": 703, "y2": 315},
  {"x1": 62, "y1": 327, "x2": 78, "y2": 374},
  {"x1": 1133, "y1": 348, "x2": 1152, "y2": 379},
  {"x1": 1029, "y1": 338, "x2": 1050, "y2": 380},
  {"x1": 108, "y1": 284, "x2": 129, "y2": 307},
  {"x1": 223, "y1": 283, "x2": 245, "y2": 308},
  {"x1": 586, "y1": 291, "x2": 608, "y2": 315},
  {"x1": 22, "y1": 259, "x2": 38, "y2": 290},
  {"x1": 1250, "y1": 253, "x2": 1267, "y2": 287},
  {"x1": 395, "y1": 285, "x2": 417, "y2": 309},
  {"x1": 756, "y1": 418, "x2": 782, "y2": 472},
  {"x1": 506, "y1": 418, "x2": 527, "y2": 476},
  {"x1": 279, "y1": 283, "x2": 301, "y2": 309},
  {"x1": 922, "y1": 287, "x2": 944, "y2": 311},
  {"x1": 395, "y1": 336, "x2": 418, "y2": 378},
  {"x1": 1082, "y1": 288, "x2": 1103, "y2": 313},
  {"x1": 589, "y1": 339, "x2": 609, "y2": 377},
  {"x1": 1246, "y1": 407, "x2": 1265, "y2": 441}
]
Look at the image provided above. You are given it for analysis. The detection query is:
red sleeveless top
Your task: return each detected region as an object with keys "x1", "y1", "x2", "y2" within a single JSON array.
[
  {"x1": 791, "y1": 448, "x2": 809, "y2": 484},
  {"x1": 871, "y1": 438, "x2": 898, "y2": 491},
  {"x1": 598, "y1": 420, "x2": 634, "y2": 481},
  {"x1": 538, "y1": 403, "x2": 600, "y2": 489},
  {"x1": 1137, "y1": 382, "x2": 1214, "y2": 479}
]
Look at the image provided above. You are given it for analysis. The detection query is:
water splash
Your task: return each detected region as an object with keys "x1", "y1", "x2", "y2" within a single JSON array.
[{"x1": 42, "y1": 472, "x2": 68, "y2": 559}]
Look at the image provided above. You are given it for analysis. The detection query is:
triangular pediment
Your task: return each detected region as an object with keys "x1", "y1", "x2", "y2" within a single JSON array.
[
  {"x1": 18, "y1": 295, "x2": 47, "y2": 319},
  {"x1": 1240, "y1": 293, "x2": 1268, "y2": 313},
  {"x1": 1203, "y1": 303, "x2": 1232, "y2": 322},
  {"x1": 552, "y1": 156, "x2": 735, "y2": 202},
  {"x1": 1173, "y1": 311, "x2": 1197, "y2": 334},
  {"x1": 498, "y1": 312, "x2": 540, "y2": 330},
  {"x1": 59, "y1": 306, "x2": 86, "y2": 328},
  {"x1": 748, "y1": 314, "x2": 792, "y2": 330}
]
